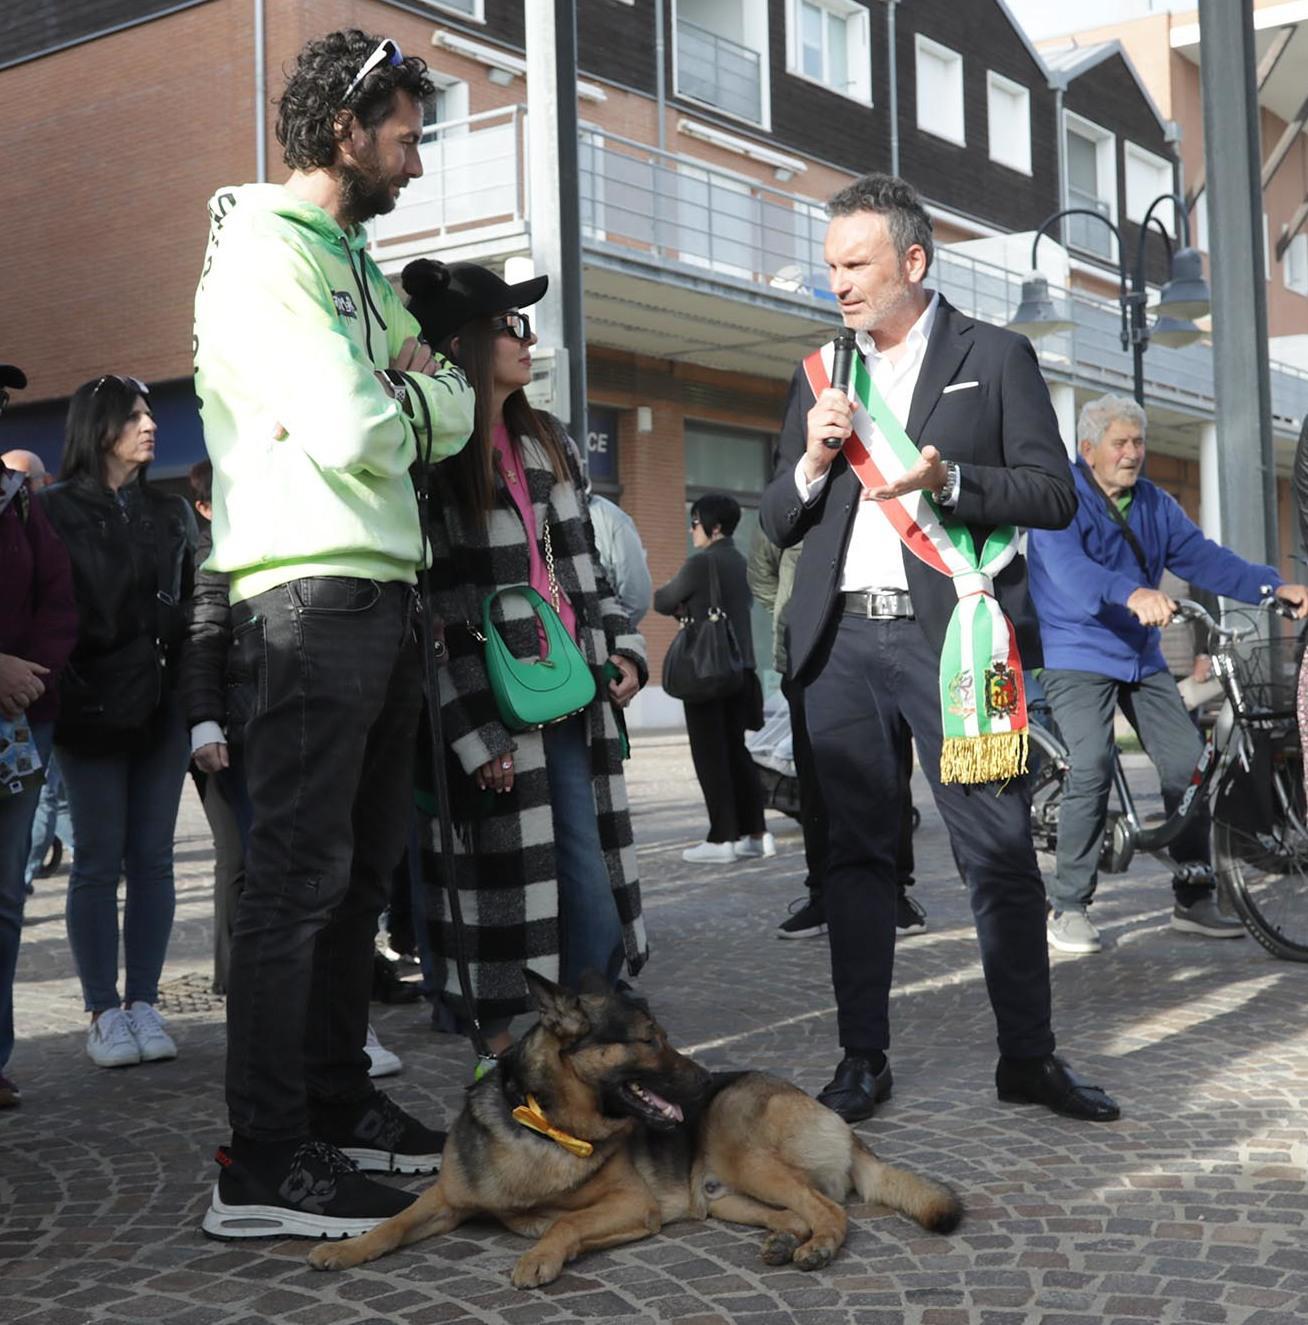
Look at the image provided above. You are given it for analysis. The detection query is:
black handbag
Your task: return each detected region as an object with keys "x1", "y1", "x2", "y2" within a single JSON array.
[{"x1": 663, "y1": 554, "x2": 745, "y2": 703}]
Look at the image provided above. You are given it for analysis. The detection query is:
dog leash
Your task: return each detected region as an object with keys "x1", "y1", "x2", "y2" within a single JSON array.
[{"x1": 403, "y1": 371, "x2": 493, "y2": 1065}]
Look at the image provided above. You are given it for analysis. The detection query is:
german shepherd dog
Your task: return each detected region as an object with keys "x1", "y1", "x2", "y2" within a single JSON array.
[{"x1": 309, "y1": 972, "x2": 962, "y2": 1287}]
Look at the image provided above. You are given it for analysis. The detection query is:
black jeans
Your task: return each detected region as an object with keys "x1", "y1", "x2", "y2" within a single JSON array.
[
  {"x1": 225, "y1": 577, "x2": 420, "y2": 1142},
  {"x1": 684, "y1": 679, "x2": 766, "y2": 844},
  {"x1": 803, "y1": 616, "x2": 1054, "y2": 1060}
]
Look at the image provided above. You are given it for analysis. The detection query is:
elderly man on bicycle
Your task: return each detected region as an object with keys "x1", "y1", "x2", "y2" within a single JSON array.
[{"x1": 1028, "y1": 394, "x2": 1308, "y2": 954}]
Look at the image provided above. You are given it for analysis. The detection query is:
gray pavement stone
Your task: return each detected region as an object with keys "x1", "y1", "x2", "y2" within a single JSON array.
[{"x1": 3, "y1": 739, "x2": 1308, "y2": 1323}]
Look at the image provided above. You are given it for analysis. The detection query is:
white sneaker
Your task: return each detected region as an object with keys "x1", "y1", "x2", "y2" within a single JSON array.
[
  {"x1": 124, "y1": 1002, "x2": 177, "y2": 1062},
  {"x1": 365, "y1": 1024, "x2": 403, "y2": 1078},
  {"x1": 682, "y1": 841, "x2": 738, "y2": 864},
  {"x1": 734, "y1": 832, "x2": 777, "y2": 859},
  {"x1": 87, "y1": 1008, "x2": 142, "y2": 1068}
]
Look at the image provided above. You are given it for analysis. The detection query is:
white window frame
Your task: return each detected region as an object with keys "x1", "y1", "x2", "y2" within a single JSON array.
[
  {"x1": 428, "y1": 0, "x2": 485, "y2": 22},
  {"x1": 1124, "y1": 141, "x2": 1174, "y2": 231},
  {"x1": 1191, "y1": 191, "x2": 1208, "y2": 253},
  {"x1": 784, "y1": 0, "x2": 873, "y2": 106},
  {"x1": 424, "y1": 75, "x2": 469, "y2": 134},
  {"x1": 672, "y1": 0, "x2": 773, "y2": 132},
  {"x1": 915, "y1": 34, "x2": 965, "y2": 147},
  {"x1": 1264, "y1": 212, "x2": 1271, "y2": 282},
  {"x1": 1063, "y1": 111, "x2": 1118, "y2": 262},
  {"x1": 1284, "y1": 231, "x2": 1308, "y2": 296},
  {"x1": 986, "y1": 70, "x2": 1031, "y2": 176}
]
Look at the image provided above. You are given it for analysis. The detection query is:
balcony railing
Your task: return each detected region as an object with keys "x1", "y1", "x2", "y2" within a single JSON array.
[
  {"x1": 1065, "y1": 189, "x2": 1114, "y2": 260},
  {"x1": 675, "y1": 18, "x2": 763, "y2": 123},
  {"x1": 369, "y1": 108, "x2": 1308, "y2": 436}
]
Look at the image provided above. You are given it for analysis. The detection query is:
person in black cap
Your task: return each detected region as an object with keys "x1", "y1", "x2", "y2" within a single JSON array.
[{"x1": 401, "y1": 259, "x2": 650, "y2": 1060}]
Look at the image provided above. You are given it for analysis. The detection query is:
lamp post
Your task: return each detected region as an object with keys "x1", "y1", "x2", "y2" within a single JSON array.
[{"x1": 1007, "y1": 193, "x2": 1211, "y2": 406}]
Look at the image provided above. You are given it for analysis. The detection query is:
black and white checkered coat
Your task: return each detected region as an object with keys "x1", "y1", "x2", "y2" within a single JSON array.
[{"x1": 419, "y1": 428, "x2": 649, "y2": 1023}]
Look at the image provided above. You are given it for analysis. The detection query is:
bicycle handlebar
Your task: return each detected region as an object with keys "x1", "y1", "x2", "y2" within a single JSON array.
[{"x1": 1171, "y1": 595, "x2": 1296, "y2": 642}]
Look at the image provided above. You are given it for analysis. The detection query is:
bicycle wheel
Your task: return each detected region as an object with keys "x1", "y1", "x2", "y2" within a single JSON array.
[
  {"x1": 1213, "y1": 746, "x2": 1308, "y2": 961},
  {"x1": 1027, "y1": 722, "x2": 1067, "y2": 856}
]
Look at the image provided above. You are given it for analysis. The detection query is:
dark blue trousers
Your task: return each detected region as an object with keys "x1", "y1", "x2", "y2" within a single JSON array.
[{"x1": 803, "y1": 615, "x2": 1055, "y2": 1060}]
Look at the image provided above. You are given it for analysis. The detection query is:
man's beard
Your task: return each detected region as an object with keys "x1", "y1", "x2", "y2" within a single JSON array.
[{"x1": 339, "y1": 156, "x2": 397, "y2": 226}]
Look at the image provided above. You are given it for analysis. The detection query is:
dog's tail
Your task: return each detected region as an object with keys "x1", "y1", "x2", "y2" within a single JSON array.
[{"x1": 849, "y1": 1136, "x2": 963, "y2": 1233}]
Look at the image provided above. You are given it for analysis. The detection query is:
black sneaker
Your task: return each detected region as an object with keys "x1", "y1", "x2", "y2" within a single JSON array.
[
  {"x1": 777, "y1": 895, "x2": 826, "y2": 939},
  {"x1": 201, "y1": 1140, "x2": 416, "y2": 1240},
  {"x1": 310, "y1": 1090, "x2": 446, "y2": 1174},
  {"x1": 896, "y1": 890, "x2": 927, "y2": 936}
]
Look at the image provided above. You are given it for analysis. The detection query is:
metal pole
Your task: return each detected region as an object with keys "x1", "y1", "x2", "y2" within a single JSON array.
[
  {"x1": 526, "y1": 0, "x2": 588, "y2": 443},
  {"x1": 654, "y1": 0, "x2": 666, "y2": 154},
  {"x1": 886, "y1": 0, "x2": 899, "y2": 177},
  {"x1": 1197, "y1": 0, "x2": 1278, "y2": 565},
  {"x1": 253, "y1": 0, "x2": 266, "y2": 182}
]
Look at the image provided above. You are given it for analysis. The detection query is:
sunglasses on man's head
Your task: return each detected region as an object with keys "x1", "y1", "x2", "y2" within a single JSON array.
[
  {"x1": 490, "y1": 312, "x2": 533, "y2": 342},
  {"x1": 93, "y1": 374, "x2": 149, "y2": 398},
  {"x1": 343, "y1": 38, "x2": 403, "y2": 102}
]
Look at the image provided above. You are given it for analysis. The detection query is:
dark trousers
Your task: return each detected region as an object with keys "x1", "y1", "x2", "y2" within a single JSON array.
[
  {"x1": 225, "y1": 578, "x2": 420, "y2": 1142},
  {"x1": 1041, "y1": 668, "x2": 1211, "y2": 912},
  {"x1": 784, "y1": 675, "x2": 914, "y2": 898},
  {"x1": 684, "y1": 680, "x2": 767, "y2": 844},
  {"x1": 803, "y1": 616, "x2": 1054, "y2": 1060}
]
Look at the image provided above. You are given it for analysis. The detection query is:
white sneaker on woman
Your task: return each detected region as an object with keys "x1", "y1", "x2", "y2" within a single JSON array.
[
  {"x1": 682, "y1": 841, "x2": 737, "y2": 864},
  {"x1": 364, "y1": 1024, "x2": 403, "y2": 1078},
  {"x1": 734, "y1": 832, "x2": 776, "y2": 859},
  {"x1": 87, "y1": 1008, "x2": 142, "y2": 1068},
  {"x1": 124, "y1": 1002, "x2": 178, "y2": 1062}
]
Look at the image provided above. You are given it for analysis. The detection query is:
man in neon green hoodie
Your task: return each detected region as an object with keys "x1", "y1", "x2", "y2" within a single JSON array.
[{"x1": 193, "y1": 29, "x2": 475, "y2": 1242}]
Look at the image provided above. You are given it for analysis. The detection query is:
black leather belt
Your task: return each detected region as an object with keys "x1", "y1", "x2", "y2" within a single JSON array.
[{"x1": 841, "y1": 589, "x2": 914, "y2": 619}]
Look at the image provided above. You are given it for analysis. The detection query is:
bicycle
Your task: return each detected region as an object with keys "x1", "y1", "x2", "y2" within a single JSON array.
[{"x1": 1026, "y1": 597, "x2": 1308, "y2": 961}]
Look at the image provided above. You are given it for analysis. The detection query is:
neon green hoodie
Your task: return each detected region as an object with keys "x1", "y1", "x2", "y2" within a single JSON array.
[{"x1": 193, "y1": 184, "x2": 474, "y2": 602}]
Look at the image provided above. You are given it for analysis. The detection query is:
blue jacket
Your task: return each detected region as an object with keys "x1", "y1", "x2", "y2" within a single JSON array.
[{"x1": 1028, "y1": 461, "x2": 1282, "y2": 682}]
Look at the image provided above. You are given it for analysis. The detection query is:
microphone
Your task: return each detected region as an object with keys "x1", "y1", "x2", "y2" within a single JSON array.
[{"x1": 823, "y1": 328, "x2": 857, "y2": 449}]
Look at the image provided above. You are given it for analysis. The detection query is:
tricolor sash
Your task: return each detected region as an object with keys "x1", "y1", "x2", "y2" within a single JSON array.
[{"x1": 803, "y1": 341, "x2": 1028, "y2": 785}]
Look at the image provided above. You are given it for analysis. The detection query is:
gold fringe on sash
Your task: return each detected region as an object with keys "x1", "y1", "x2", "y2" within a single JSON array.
[{"x1": 939, "y1": 731, "x2": 1028, "y2": 786}]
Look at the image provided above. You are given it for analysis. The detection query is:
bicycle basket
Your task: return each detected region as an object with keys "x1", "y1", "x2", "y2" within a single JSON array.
[{"x1": 1227, "y1": 638, "x2": 1302, "y2": 723}]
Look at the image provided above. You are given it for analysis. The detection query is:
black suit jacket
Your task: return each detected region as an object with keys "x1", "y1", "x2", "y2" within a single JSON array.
[{"x1": 760, "y1": 295, "x2": 1077, "y2": 680}]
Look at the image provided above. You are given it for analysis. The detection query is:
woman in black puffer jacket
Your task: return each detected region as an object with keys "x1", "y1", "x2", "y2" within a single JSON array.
[{"x1": 40, "y1": 375, "x2": 195, "y2": 1071}]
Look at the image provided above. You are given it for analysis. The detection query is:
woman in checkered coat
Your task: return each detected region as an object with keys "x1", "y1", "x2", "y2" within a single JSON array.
[{"x1": 404, "y1": 260, "x2": 649, "y2": 1051}]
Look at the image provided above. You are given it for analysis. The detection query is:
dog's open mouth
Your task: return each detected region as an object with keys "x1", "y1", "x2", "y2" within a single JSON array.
[{"x1": 619, "y1": 1081, "x2": 685, "y2": 1127}]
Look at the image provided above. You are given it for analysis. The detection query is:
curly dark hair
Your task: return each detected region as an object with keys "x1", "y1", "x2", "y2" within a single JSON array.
[
  {"x1": 827, "y1": 173, "x2": 934, "y2": 273},
  {"x1": 276, "y1": 29, "x2": 435, "y2": 170}
]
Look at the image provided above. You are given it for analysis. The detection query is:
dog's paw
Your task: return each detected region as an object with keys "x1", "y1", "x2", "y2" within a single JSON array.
[
  {"x1": 760, "y1": 1231, "x2": 800, "y2": 1266},
  {"x1": 793, "y1": 1237, "x2": 837, "y2": 1271},
  {"x1": 511, "y1": 1249, "x2": 564, "y2": 1288},
  {"x1": 307, "y1": 1241, "x2": 353, "y2": 1272}
]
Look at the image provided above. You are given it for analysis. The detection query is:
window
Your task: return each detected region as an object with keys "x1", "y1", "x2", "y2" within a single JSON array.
[
  {"x1": 986, "y1": 71, "x2": 1030, "y2": 175},
  {"x1": 786, "y1": 0, "x2": 872, "y2": 104},
  {"x1": 424, "y1": 77, "x2": 468, "y2": 129},
  {"x1": 915, "y1": 35, "x2": 964, "y2": 146},
  {"x1": 674, "y1": 0, "x2": 771, "y2": 128},
  {"x1": 1124, "y1": 143, "x2": 1174, "y2": 231},
  {"x1": 1064, "y1": 113, "x2": 1116, "y2": 260},
  {"x1": 429, "y1": 0, "x2": 483, "y2": 19},
  {"x1": 1285, "y1": 232, "x2": 1308, "y2": 296}
]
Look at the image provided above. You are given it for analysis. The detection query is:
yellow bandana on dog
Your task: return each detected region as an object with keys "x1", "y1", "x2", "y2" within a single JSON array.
[{"x1": 512, "y1": 1094, "x2": 594, "y2": 1157}]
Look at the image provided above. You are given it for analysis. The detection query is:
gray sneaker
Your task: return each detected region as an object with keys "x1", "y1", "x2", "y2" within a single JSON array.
[
  {"x1": 1047, "y1": 909, "x2": 1102, "y2": 954},
  {"x1": 1171, "y1": 894, "x2": 1245, "y2": 938}
]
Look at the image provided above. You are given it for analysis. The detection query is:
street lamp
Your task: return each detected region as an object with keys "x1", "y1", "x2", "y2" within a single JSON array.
[{"x1": 1006, "y1": 193, "x2": 1211, "y2": 405}]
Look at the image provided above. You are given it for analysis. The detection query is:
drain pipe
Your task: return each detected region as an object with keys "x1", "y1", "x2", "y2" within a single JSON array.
[
  {"x1": 655, "y1": 0, "x2": 666, "y2": 153},
  {"x1": 254, "y1": 0, "x2": 267, "y2": 181},
  {"x1": 887, "y1": 0, "x2": 899, "y2": 177}
]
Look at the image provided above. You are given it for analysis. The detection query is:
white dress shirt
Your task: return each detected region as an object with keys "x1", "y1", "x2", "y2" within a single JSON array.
[{"x1": 795, "y1": 292, "x2": 940, "y2": 593}]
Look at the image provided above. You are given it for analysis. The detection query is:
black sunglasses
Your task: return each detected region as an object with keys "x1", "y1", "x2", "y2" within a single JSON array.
[
  {"x1": 490, "y1": 312, "x2": 533, "y2": 342},
  {"x1": 344, "y1": 38, "x2": 403, "y2": 102},
  {"x1": 93, "y1": 374, "x2": 149, "y2": 398}
]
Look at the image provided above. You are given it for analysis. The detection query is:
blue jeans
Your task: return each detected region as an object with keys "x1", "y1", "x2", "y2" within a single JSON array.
[
  {"x1": 544, "y1": 715, "x2": 624, "y2": 989},
  {"x1": 1, "y1": 722, "x2": 54, "y2": 1072},
  {"x1": 59, "y1": 700, "x2": 190, "y2": 1013},
  {"x1": 25, "y1": 750, "x2": 73, "y2": 887}
]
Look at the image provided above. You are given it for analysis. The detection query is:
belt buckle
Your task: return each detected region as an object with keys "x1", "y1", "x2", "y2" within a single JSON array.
[{"x1": 868, "y1": 590, "x2": 894, "y2": 619}]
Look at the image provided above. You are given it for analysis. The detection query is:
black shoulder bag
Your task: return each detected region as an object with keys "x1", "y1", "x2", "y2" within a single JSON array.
[{"x1": 662, "y1": 553, "x2": 745, "y2": 703}]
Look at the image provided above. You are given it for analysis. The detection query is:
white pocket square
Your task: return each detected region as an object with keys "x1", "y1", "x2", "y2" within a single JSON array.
[{"x1": 942, "y1": 380, "x2": 979, "y2": 394}]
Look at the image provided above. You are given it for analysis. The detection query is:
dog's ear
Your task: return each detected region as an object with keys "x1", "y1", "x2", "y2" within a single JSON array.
[{"x1": 524, "y1": 968, "x2": 590, "y2": 1040}]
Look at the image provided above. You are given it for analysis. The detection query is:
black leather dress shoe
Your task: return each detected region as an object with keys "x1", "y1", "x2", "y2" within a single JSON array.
[
  {"x1": 995, "y1": 1053, "x2": 1121, "y2": 1122},
  {"x1": 816, "y1": 1055, "x2": 893, "y2": 1123}
]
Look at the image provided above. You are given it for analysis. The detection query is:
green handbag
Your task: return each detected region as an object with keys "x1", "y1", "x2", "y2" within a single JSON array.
[{"x1": 481, "y1": 524, "x2": 596, "y2": 731}]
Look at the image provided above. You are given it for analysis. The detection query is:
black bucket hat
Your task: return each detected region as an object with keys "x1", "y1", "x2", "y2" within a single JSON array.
[{"x1": 401, "y1": 259, "x2": 548, "y2": 346}]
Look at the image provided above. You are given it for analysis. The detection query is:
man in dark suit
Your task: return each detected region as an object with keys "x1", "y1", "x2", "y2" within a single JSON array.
[{"x1": 761, "y1": 172, "x2": 1119, "y2": 1124}]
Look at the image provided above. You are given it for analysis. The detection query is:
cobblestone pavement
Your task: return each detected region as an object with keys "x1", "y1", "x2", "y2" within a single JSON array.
[{"x1": 4, "y1": 737, "x2": 1308, "y2": 1325}]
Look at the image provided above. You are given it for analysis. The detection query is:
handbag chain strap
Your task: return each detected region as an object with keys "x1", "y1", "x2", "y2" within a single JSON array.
[{"x1": 542, "y1": 520, "x2": 562, "y2": 614}]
